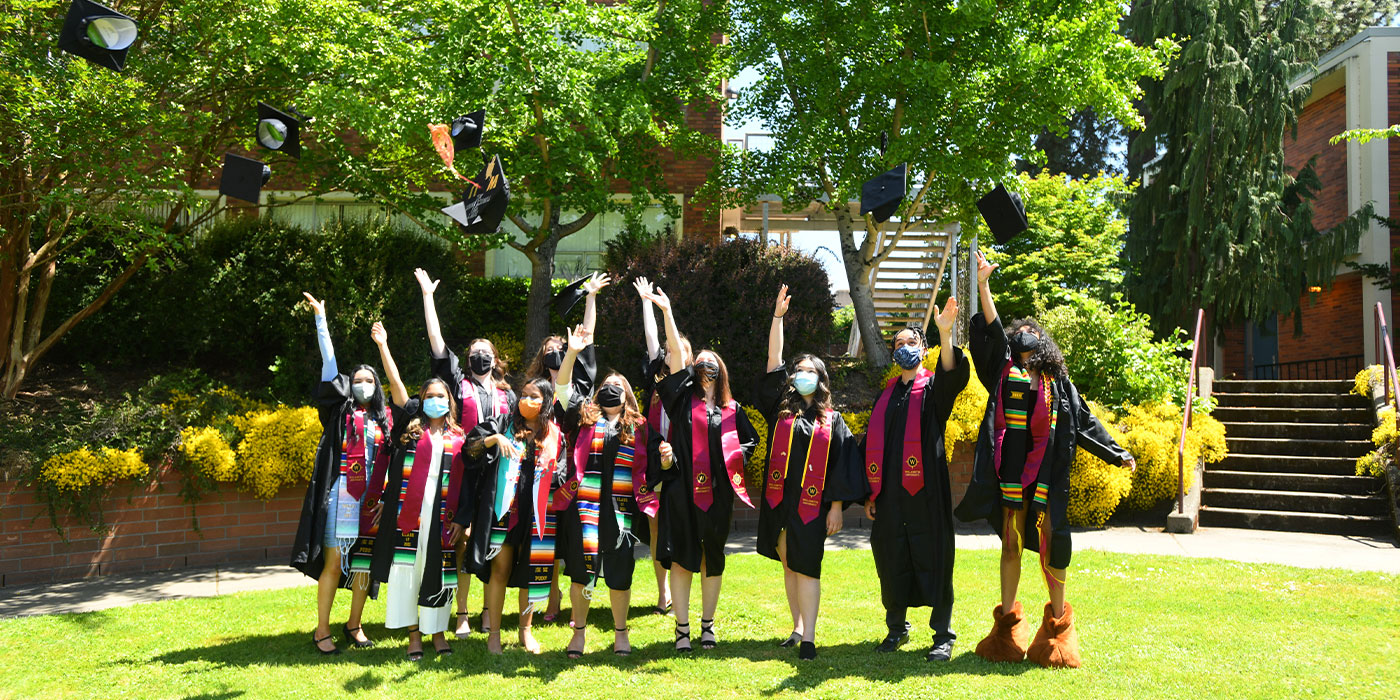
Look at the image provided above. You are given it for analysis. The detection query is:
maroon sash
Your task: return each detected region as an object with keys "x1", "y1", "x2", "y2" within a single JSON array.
[
  {"x1": 460, "y1": 378, "x2": 508, "y2": 432},
  {"x1": 633, "y1": 418, "x2": 657, "y2": 517},
  {"x1": 396, "y1": 428, "x2": 466, "y2": 535},
  {"x1": 691, "y1": 396, "x2": 750, "y2": 511},
  {"x1": 765, "y1": 410, "x2": 834, "y2": 523},
  {"x1": 342, "y1": 410, "x2": 373, "y2": 500},
  {"x1": 866, "y1": 368, "x2": 931, "y2": 499}
]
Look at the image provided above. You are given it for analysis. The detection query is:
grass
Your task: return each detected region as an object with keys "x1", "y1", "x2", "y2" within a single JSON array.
[{"x1": 1, "y1": 548, "x2": 1397, "y2": 699}]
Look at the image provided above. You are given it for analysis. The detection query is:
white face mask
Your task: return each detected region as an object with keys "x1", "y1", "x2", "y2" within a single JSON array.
[{"x1": 352, "y1": 382, "x2": 375, "y2": 403}]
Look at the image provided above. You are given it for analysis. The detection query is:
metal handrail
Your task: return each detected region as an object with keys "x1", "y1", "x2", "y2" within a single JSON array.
[
  {"x1": 1177, "y1": 308, "x2": 1204, "y2": 514},
  {"x1": 1373, "y1": 302, "x2": 1400, "y2": 417}
]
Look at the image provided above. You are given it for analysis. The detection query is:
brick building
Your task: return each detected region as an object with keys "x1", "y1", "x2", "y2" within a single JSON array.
[{"x1": 1213, "y1": 27, "x2": 1400, "y2": 379}]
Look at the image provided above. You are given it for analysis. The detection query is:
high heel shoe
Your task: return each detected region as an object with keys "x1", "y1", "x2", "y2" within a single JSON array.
[
  {"x1": 343, "y1": 623, "x2": 373, "y2": 649},
  {"x1": 674, "y1": 622, "x2": 692, "y2": 654},
  {"x1": 312, "y1": 632, "x2": 341, "y2": 656},
  {"x1": 699, "y1": 619, "x2": 717, "y2": 650},
  {"x1": 405, "y1": 626, "x2": 423, "y2": 662}
]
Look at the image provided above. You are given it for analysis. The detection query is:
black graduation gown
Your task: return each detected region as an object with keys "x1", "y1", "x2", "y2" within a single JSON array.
[
  {"x1": 289, "y1": 373, "x2": 384, "y2": 596},
  {"x1": 954, "y1": 313, "x2": 1132, "y2": 569},
  {"x1": 368, "y1": 399, "x2": 477, "y2": 607},
  {"x1": 555, "y1": 402, "x2": 642, "y2": 590},
  {"x1": 862, "y1": 346, "x2": 970, "y2": 611},
  {"x1": 635, "y1": 354, "x2": 669, "y2": 549},
  {"x1": 755, "y1": 367, "x2": 863, "y2": 579},
  {"x1": 655, "y1": 365, "x2": 759, "y2": 576}
]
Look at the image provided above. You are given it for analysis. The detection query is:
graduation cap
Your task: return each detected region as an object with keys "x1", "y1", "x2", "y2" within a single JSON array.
[
  {"x1": 256, "y1": 102, "x2": 301, "y2": 159},
  {"x1": 219, "y1": 153, "x2": 271, "y2": 204},
  {"x1": 58, "y1": 0, "x2": 139, "y2": 72},
  {"x1": 553, "y1": 277, "x2": 589, "y2": 320},
  {"x1": 451, "y1": 109, "x2": 486, "y2": 151},
  {"x1": 976, "y1": 183, "x2": 1029, "y2": 244},
  {"x1": 441, "y1": 154, "x2": 510, "y2": 234},
  {"x1": 860, "y1": 163, "x2": 907, "y2": 224}
]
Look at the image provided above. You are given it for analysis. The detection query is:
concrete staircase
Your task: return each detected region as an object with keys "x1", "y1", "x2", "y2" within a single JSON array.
[{"x1": 1202, "y1": 379, "x2": 1390, "y2": 536}]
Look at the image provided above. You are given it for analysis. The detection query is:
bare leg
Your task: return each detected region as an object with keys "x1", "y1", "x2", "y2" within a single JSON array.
[
  {"x1": 454, "y1": 540, "x2": 473, "y2": 635},
  {"x1": 699, "y1": 555, "x2": 722, "y2": 647},
  {"x1": 777, "y1": 534, "x2": 800, "y2": 638},
  {"x1": 999, "y1": 508, "x2": 1026, "y2": 612},
  {"x1": 610, "y1": 588, "x2": 631, "y2": 652},
  {"x1": 567, "y1": 582, "x2": 588, "y2": 657},
  {"x1": 345, "y1": 572, "x2": 372, "y2": 644},
  {"x1": 518, "y1": 587, "x2": 541, "y2": 653},
  {"x1": 796, "y1": 573, "x2": 820, "y2": 644},
  {"x1": 649, "y1": 515, "x2": 670, "y2": 610},
  {"x1": 314, "y1": 548, "x2": 341, "y2": 652},
  {"x1": 484, "y1": 545, "x2": 513, "y2": 654},
  {"x1": 670, "y1": 563, "x2": 695, "y2": 651},
  {"x1": 545, "y1": 564, "x2": 563, "y2": 619},
  {"x1": 1038, "y1": 517, "x2": 1068, "y2": 616}
]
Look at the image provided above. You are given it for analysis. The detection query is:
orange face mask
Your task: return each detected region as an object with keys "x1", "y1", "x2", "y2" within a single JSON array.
[{"x1": 518, "y1": 397, "x2": 542, "y2": 420}]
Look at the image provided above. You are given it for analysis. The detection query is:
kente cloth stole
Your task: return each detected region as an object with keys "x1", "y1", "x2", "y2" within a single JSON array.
[{"x1": 992, "y1": 359, "x2": 1057, "y2": 509}]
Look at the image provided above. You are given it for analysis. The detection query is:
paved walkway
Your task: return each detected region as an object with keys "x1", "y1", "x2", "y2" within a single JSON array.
[{"x1": 2, "y1": 524, "x2": 1395, "y2": 619}]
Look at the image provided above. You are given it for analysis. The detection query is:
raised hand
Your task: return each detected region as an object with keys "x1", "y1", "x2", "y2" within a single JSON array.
[
  {"x1": 632, "y1": 276, "x2": 654, "y2": 299},
  {"x1": 568, "y1": 323, "x2": 592, "y2": 353},
  {"x1": 773, "y1": 284, "x2": 791, "y2": 318},
  {"x1": 414, "y1": 267, "x2": 440, "y2": 295},
  {"x1": 370, "y1": 321, "x2": 388, "y2": 347},
  {"x1": 583, "y1": 271, "x2": 611, "y2": 295},
  {"x1": 934, "y1": 297, "x2": 958, "y2": 335},
  {"x1": 975, "y1": 250, "x2": 999, "y2": 285},
  {"x1": 302, "y1": 292, "x2": 326, "y2": 317},
  {"x1": 641, "y1": 287, "x2": 672, "y2": 313}
]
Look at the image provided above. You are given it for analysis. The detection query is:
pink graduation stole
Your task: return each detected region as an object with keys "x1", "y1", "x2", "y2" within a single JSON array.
[
  {"x1": 528, "y1": 425, "x2": 563, "y2": 536},
  {"x1": 690, "y1": 395, "x2": 750, "y2": 511},
  {"x1": 396, "y1": 428, "x2": 467, "y2": 537},
  {"x1": 866, "y1": 368, "x2": 932, "y2": 499},
  {"x1": 765, "y1": 410, "x2": 834, "y2": 523},
  {"x1": 460, "y1": 378, "x2": 509, "y2": 432},
  {"x1": 554, "y1": 418, "x2": 655, "y2": 515},
  {"x1": 341, "y1": 409, "x2": 380, "y2": 501},
  {"x1": 633, "y1": 417, "x2": 658, "y2": 517}
]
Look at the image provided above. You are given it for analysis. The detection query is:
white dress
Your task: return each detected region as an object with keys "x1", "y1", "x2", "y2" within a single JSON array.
[{"x1": 385, "y1": 430, "x2": 452, "y2": 634}]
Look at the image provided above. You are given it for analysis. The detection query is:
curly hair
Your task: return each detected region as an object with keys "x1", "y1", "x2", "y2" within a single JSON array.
[
  {"x1": 509, "y1": 376, "x2": 558, "y2": 448},
  {"x1": 1006, "y1": 317, "x2": 1067, "y2": 380}
]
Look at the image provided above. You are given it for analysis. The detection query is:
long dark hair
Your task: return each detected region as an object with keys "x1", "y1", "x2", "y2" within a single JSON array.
[
  {"x1": 467, "y1": 337, "x2": 511, "y2": 391},
  {"x1": 1006, "y1": 317, "x2": 1067, "y2": 380},
  {"x1": 525, "y1": 336, "x2": 566, "y2": 382},
  {"x1": 510, "y1": 376, "x2": 557, "y2": 446},
  {"x1": 402, "y1": 377, "x2": 461, "y2": 444},
  {"x1": 693, "y1": 348, "x2": 733, "y2": 407},
  {"x1": 348, "y1": 363, "x2": 390, "y2": 431},
  {"x1": 779, "y1": 353, "x2": 833, "y2": 420}
]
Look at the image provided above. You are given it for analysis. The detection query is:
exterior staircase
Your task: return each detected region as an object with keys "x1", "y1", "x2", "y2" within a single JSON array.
[
  {"x1": 1203, "y1": 379, "x2": 1390, "y2": 536},
  {"x1": 846, "y1": 227, "x2": 954, "y2": 355}
]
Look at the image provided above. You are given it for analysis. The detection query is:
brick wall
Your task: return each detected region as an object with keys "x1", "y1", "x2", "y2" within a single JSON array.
[
  {"x1": 0, "y1": 467, "x2": 303, "y2": 588},
  {"x1": 1277, "y1": 272, "x2": 1365, "y2": 365},
  {"x1": 1284, "y1": 86, "x2": 1349, "y2": 230}
]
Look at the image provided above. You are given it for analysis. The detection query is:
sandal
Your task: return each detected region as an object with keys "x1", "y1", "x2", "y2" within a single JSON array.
[
  {"x1": 613, "y1": 626, "x2": 632, "y2": 656},
  {"x1": 653, "y1": 601, "x2": 672, "y2": 616},
  {"x1": 700, "y1": 619, "x2": 717, "y2": 650},
  {"x1": 778, "y1": 631, "x2": 801, "y2": 648},
  {"x1": 405, "y1": 626, "x2": 423, "y2": 662},
  {"x1": 433, "y1": 636, "x2": 453, "y2": 656},
  {"x1": 343, "y1": 623, "x2": 373, "y2": 649},
  {"x1": 674, "y1": 622, "x2": 693, "y2": 654},
  {"x1": 312, "y1": 632, "x2": 341, "y2": 656},
  {"x1": 566, "y1": 621, "x2": 586, "y2": 659},
  {"x1": 453, "y1": 611, "x2": 473, "y2": 638}
]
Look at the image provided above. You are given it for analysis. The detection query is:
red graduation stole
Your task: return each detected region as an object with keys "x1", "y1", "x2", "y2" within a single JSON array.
[
  {"x1": 552, "y1": 415, "x2": 653, "y2": 515},
  {"x1": 866, "y1": 368, "x2": 931, "y2": 499},
  {"x1": 633, "y1": 417, "x2": 658, "y2": 517},
  {"x1": 396, "y1": 428, "x2": 466, "y2": 537},
  {"x1": 341, "y1": 409, "x2": 384, "y2": 501},
  {"x1": 459, "y1": 378, "x2": 508, "y2": 432},
  {"x1": 690, "y1": 395, "x2": 750, "y2": 511},
  {"x1": 765, "y1": 409, "x2": 834, "y2": 523},
  {"x1": 528, "y1": 424, "x2": 563, "y2": 535}
]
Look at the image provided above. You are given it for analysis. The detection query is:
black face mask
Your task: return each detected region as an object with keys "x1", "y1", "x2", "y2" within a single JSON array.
[
  {"x1": 469, "y1": 351, "x2": 494, "y2": 376},
  {"x1": 596, "y1": 384, "x2": 625, "y2": 408},
  {"x1": 694, "y1": 361, "x2": 719, "y2": 380},
  {"x1": 543, "y1": 349, "x2": 565, "y2": 371},
  {"x1": 1010, "y1": 331, "x2": 1041, "y2": 357}
]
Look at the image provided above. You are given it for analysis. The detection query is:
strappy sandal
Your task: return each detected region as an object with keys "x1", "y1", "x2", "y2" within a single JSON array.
[
  {"x1": 433, "y1": 636, "x2": 453, "y2": 656},
  {"x1": 566, "y1": 621, "x2": 586, "y2": 659},
  {"x1": 405, "y1": 626, "x2": 423, "y2": 661},
  {"x1": 700, "y1": 619, "x2": 717, "y2": 650},
  {"x1": 343, "y1": 623, "x2": 373, "y2": 649},
  {"x1": 613, "y1": 626, "x2": 632, "y2": 656},
  {"x1": 312, "y1": 632, "x2": 341, "y2": 656},
  {"x1": 453, "y1": 611, "x2": 473, "y2": 638},
  {"x1": 674, "y1": 622, "x2": 693, "y2": 653},
  {"x1": 653, "y1": 601, "x2": 672, "y2": 615}
]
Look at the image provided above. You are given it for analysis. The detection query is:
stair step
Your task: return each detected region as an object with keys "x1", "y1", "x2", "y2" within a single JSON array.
[
  {"x1": 1198, "y1": 506, "x2": 1391, "y2": 536},
  {"x1": 1225, "y1": 437, "x2": 1372, "y2": 458},
  {"x1": 1201, "y1": 488, "x2": 1388, "y2": 515},
  {"x1": 1205, "y1": 470, "x2": 1383, "y2": 495},
  {"x1": 1213, "y1": 393, "x2": 1368, "y2": 409},
  {"x1": 1213, "y1": 379, "x2": 1356, "y2": 394},
  {"x1": 1212, "y1": 406, "x2": 1373, "y2": 424},
  {"x1": 1218, "y1": 453, "x2": 1360, "y2": 476},
  {"x1": 1220, "y1": 421, "x2": 1372, "y2": 440}
]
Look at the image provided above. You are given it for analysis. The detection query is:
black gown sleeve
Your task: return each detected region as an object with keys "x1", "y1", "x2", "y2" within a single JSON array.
[
  {"x1": 315, "y1": 374, "x2": 353, "y2": 430},
  {"x1": 735, "y1": 402, "x2": 759, "y2": 463},
  {"x1": 465, "y1": 414, "x2": 507, "y2": 459},
  {"x1": 823, "y1": 413, "x2": 865, "y2": 505},
  {"x1": 970, "y1": 312, "x2": 1008, "y2": 391},
  {"x1": 387, "y1": 398, "x2": 420, "y2": 443},
  {"x1": 926, "y1": 345, "x2": 970, "y2": 432},
  {"x1": 1068, "y1": 381, "x2": 1131, "y2": 465},
  {"x1": 572, "y1": 344, "x2": 598, "y2": 398},
  {"x1": 453, "y1": 447, "x2": 476, "y2": 527},
  {"x1": 657, "y1": 365, "x2": 697, "y2": 420},
  {"x1": 432, "y1": 349, "x2": 466, "y2": 404},
  {"x1": 757, "y1": 367, "x2": 788, "y2": 424}
]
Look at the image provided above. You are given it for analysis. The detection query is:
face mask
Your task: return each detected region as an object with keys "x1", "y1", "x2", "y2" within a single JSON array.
[
  {"x1": 519, "y1": 397, "x2": 542, "y2": 420},
  {"x1": 422, "y1": 397, "x2": 450, "y2": 419},
  {"x1": 694, "y1": 361, "x2": 719, "y2": 380},
  {"x1": 351, "y1": 381, "x2": 375, "y2": 403},
  {"x1": 469, "y1": 351, "x2": 494, "y2": 376},
  {"x1": 893, "y1": 344, "x2": 923, "y2": 370},
  {"x1": 596, "y1": 384, "x2": 625, "y2": 408},
  {"x1": 792, "y1": 371, "x2": 819, "y2": 397},
  {"x1": 543, "y1": 349, "x2": 565, "y2": 371},
  {"x1": 1010, "y1": 331, "x2": 1041, "y2": 356}
]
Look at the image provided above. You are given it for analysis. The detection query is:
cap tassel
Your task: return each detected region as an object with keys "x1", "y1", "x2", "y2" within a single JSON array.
[{"x1": 428, "y1": 124, "x2": 482, "y2": 188}]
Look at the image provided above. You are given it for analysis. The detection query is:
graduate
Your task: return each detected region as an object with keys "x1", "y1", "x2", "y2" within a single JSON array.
[
  {"x1": 366, "y1": 322, "x2": 473, "y2": 661},
  {"x1": 551, "y1": 325, "x2": 651, "y2": 658},
  {"x1": 863, "y1": 298, "x2": 969, "y2": 662},
  {"x1": 756, "y1": 285, "x2": 863, "y2": 661},
  {"x1": 956, "y1": 251, "x2": 1135, "y2": 668},
  {"x1": 638, "y1": 286, "x2": 759, "y2": 654},
  {"x1": 291, "y1": 293, "x2": 391, "y2": 655},
  {"x1": 631, "y1": 276, "x2": 672, "y2": 616},
  {"x1": 415, "y1": 268, "x2": 518, "y2": 638},
  {"x1": 462, "y1": 376, "x2": 568, "y2": 655}
]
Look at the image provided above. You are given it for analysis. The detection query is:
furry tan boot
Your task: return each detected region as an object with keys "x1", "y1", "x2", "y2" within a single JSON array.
[
  {"x1": 1026, "y1": 601, "x2": 1081, "y2": 668},
  {"x1": 973, "y1": 601, "x2": 1030, "y2": 663}
]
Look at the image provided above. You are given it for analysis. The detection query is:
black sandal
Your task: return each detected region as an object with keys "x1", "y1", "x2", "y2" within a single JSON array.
[
  {"x1": 566, "y1": 621, "x2": 586, "y2": 659},
  {"x1": 613, "y1": 626, "x2": 632, "y2": 656},
  {"x1": 674, "y1": 622, "x2": 693, "y2": 653},
  {"x1": 653, "y1": 601, "x2": 672, "y2": 615},
  {"x1": 700, "y1": 619, "x2": 717, "y2": 650},
  {"x1": 343, "y1": 623, "x2": 373, "y2": 649},
  {"x1": 405, "y1": 626, "x2": 423, "y2": 661},
  {"x1": 433, "y1": 636, "x2": 453, "y2": 656},
  {"x1": 453, "y1": 611, "x2": 472, "y2": 638},
  {"x1": 312, "y1": 632, "x2": 341, "y2": 656}
]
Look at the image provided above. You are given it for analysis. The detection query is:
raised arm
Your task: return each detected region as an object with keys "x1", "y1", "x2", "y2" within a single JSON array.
[
  {"x1": 581, "y1": 272, "x2": 611, "y2": 336},
  {"x1": 642, "y1": 287, "x2": 686, "y2": 374},
  {"x1": 303, "y1": 293, "x2": 336, "y2": 382},
  {"x1": 415, "y1": 268, "x2": 447, "y2": 359},
  {"x1": 634, "y1": 276, "x2": 661, "y2": 360},
  {"x1": 767, "y1": 284, "x2": 790, "y2": 373},
  {"x1": 934, "y1": 296, "x2": 958, "y2": 371},
  {"x1": 554, "y1": 323, "x2": 591, "y2": 405},
  {"x1": 371, "y1": 321, "x2": 409, "y2": 407},
  {"x1": 975, "y1": 249, "x2": 999, "y2": 326}
]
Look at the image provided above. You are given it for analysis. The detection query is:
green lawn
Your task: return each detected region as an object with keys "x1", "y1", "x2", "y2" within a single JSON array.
[{"x1": 1, "y1": 549, "x2": 1396, "y2": 699}]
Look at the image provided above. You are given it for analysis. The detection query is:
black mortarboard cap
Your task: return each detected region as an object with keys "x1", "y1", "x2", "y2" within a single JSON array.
[
  {"x1": 860, "y1": 163, "x2": 907, "y2": 224},
  {"x1": 553, "y1": 277, "x2": 589, "y2": 320},
  {"x1": 442, "y1": 154, "x2": 510, "y2": 234},
  {"x1": 256, "y1": 102, "x2": 301, "y2": 159},
  {"x1": 451, "y1": 109, "x2": 486, "y2": 151},
  {"x1": 219, "y1": 153, "x2": 271, "y2": 204},
  {"x1": 976, "y1": 183, "x2": 1029, "y2": 244},
  {"x1": 58, "y1": 0, "x2": 139, "y2": 72}
]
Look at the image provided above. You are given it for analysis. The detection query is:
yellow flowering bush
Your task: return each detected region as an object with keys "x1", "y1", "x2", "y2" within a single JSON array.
[
  {"x1": 1067, "y1": 404, "x2": 1133, "y2": 527},
  {"x1": 1353, "y1": 365, "x2": 1380, "y2": 397},
  {"x1": 1356, "y1": 406, "x2": 1395, "y2": 478},
  {"x1": 841, "y1": 410, "x2": 868, "y2": 438},
  {"x1": 230, "y1": 406, "x2": 322, "y2": 499},
  {"x1": 178, "y1": 426, "x2": 238, "y2": 482},
  {"x1": 39, "y1": 447, "x2": 148, "y2": 492},
  {"x1": 742, "y1": 405, "x2": 769, "y2": 497}
]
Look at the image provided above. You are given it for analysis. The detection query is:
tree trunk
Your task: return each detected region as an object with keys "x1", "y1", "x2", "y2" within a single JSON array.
[{"x1": 835, "y1": 211, "x2": 891, "y2": 367}]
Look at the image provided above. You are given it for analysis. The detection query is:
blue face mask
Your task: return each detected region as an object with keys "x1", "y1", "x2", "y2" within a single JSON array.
[
  {"x1": 792, "y1": 371, "x2": 819, "y2": 397},
  {"x1": 422, "y1": 396, "x2": 450, "y2": 419},
  {"x1": 893, "y1": 344, "x2": 923, "y2": 370}
]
